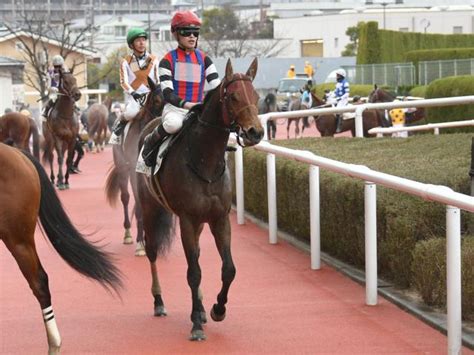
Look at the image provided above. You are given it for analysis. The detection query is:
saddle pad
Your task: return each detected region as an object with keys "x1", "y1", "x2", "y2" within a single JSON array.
[
  {"x1": 135, "y1": 136, "x2": 171, "y2": 177},
  {"x1": 342, "y1": 112, "x2": 356, "y2": 120}
]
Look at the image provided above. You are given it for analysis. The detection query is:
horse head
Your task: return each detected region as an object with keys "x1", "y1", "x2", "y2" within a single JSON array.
[
  {"x1": 59, "y1": 70, "x2": 82, "y2": 102},
  {"x1": 368, "y1": 84, "x2": 395, "y2": 103},
  {"x1": 219, "y1": 58, "x2": 264, "y2": 146}
]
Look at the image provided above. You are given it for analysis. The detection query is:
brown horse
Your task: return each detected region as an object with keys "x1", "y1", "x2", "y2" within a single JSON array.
[
  {"x1": 0, "y1": 143, "x2": 122, "y2": 354},
  {"x1": 42, "y1": 69, "x2": 82, "y2": 189},
  {"x1": 0, "y1": 111, "x2": 40, "y2": 159},
  {"x1": 312, "y1": 93, "x2": 384, "y2": 137},
  {"x1": 135, "y1": 58, "x2": 264, "y2": 341},
  {"x1": 368, "y1": 85, "x2": 425, "y2": 125},
  {"x1": 105, "y1": 81, "x2": 163, "y2": 255},
  {"x1": 87, "y1": 96, "x2": 112, "y2": 153}
]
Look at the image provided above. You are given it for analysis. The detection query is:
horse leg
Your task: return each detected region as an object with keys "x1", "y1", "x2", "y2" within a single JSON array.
[
  {"x1": 119, "y1": 174, "x2": 132, "y2": 244},
  {"x1": 63, "y1": 142, "x2": 75, "y2": 189},
  {"x1": 54, "y1": 141, "x2": 65, "y2": 189},
  {"x1": 180, "y1": 216, "x2": 207, "y2": 341},
  {"x1": 4, "y1": 237, "x2": 61, "y2": 354},
  {"x1": 271, "y1": 121, "x2": 277, "y2": 139},
  {"x1": 295, "y1": 119, "x2": 300, "y2": 139},
  {"x1": 286, "y1": 120, "x2": 290, "y2": 139},
  {"x1": 208, "y1": 216, "x2": 235, "y2": 323},
  {"x1": 133, "y1": 201, "x2": 145, "y2": 256}
]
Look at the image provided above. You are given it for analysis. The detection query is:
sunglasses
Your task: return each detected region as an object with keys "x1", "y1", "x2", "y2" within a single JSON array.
[{"x1": 178, "y1": 29, "x2": 200, "y2": 37}]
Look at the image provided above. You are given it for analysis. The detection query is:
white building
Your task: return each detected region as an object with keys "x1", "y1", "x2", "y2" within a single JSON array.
[{"x1": 273, "y1": 5, "x2": 474, "y2": 58}]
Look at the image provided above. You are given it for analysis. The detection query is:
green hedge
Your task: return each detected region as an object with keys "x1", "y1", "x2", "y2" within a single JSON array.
[
  {"x1": 425, "y1": 75, "x2": 474, "y2": 133},
  {"x1": 230, "y1": 134, "x2": 474, "y2": 318},
  {"x1": 409, "y1": 85, "x2": 427, "y2": 98},
  {"x1": 357, "y1": 22, "x2": 474, "y2": 64},
  {"x1": 404, "y1": 47, "x2": 474, "y2": 66},
  {"x1": 411, "y1": 237, "x2": 474, "y2": 320}
]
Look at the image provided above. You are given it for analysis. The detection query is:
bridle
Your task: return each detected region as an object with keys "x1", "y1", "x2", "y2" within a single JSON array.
[{"x1": 57, "y1": 71, "x2": 78, "y2": 100}]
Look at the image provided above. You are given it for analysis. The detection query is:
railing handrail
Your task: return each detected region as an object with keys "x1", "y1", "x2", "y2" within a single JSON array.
[{"x1": 368, "y1": 119, "x2": 474, "y2": 135}]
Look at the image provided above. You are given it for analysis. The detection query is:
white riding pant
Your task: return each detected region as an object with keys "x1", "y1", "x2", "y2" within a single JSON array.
[
  {"x1": 123, "y1": 95, "x2": 141, "y2": 121},
  {"x1": 336, "y1": 97, "x2": 349, "y2": 108},
  {"x1": 161, "y1": 103, "x2": 188, "y2": 134}
]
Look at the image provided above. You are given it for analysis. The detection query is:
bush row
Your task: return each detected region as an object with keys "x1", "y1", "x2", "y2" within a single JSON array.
[
  {"x1": 230, "y1": 134, "x2": 474, "y2": 318},
  {"x1": 404, "y1": 47, "x2": 474, "y2": 66}
]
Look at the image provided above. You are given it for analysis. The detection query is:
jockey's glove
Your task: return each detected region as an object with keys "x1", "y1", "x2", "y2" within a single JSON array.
[{"x1": 131, "y1": 91, "x2": 142, "y2": 101}]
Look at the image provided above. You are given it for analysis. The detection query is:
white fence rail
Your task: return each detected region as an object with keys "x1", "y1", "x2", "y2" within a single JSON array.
[
  {"x1": 369, "y1": 119, "x2": 474, "y2": 137},
  {"x1": 231, "y1": 139, "x2": 474, "y2": 354},
  {"x1": 259, "y1": 95, "x2": 474, "y2": 139}
]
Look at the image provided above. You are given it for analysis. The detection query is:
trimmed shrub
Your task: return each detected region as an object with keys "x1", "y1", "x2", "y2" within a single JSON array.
[
  {"x1": 411, "y1": 237, "x2": 474, "y2": 320},
  {"x1": 405, "y1": 48, "x2": 474, "y2": 66},
  {"x1": 409, "y1": 85, "x2": 427, "y2": 98},
  {"x1": 313, "y1": 83, "x2": 375, "y2": 99},
  {"x1": 425, "y1": 75, "x2": 474, "y2": 133}
]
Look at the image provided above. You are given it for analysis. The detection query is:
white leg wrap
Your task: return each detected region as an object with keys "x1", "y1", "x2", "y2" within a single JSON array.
[{"x1": 42, "y1": 306, "x2": 61, "y2": 353}]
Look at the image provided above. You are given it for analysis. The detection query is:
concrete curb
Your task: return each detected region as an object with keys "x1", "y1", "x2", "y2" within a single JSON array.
[{"x1": 235, "y1": 208, "x2": 474, "y2": 350}]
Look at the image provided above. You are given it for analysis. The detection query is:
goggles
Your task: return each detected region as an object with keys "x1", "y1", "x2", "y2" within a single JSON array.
[{"x1": 177, "y1": 28, "x2": 200, "y2": 37}]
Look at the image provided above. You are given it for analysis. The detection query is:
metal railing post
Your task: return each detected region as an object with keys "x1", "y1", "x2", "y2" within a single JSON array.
[
  {"x1": 267, "y1": 153, "x2": 278, "y2": 244},
  {"x1": 446, "y1": 206, "x2": 461, "y2": 355},
  {"x1": 235, "y1": 145, "x2": 245, "y2": 225},
  {"x1": 355, "y1": 105, "x2": 366, "y2": 138},
  {"x1": 309, "y1": 165, "x2": 321, "y2": 270},
  {"x1": 365, "y1": 182, "x2": 377, "y2": 306}
]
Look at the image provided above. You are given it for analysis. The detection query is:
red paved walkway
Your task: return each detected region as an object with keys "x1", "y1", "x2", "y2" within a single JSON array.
[{"x1": 1, "y1": 146, "x2": 471, "y2": 354}]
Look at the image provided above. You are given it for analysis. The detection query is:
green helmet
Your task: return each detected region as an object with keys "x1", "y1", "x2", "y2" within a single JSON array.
[{"x1": 127, "y1": 27, "x2": 148, "y2": 47}]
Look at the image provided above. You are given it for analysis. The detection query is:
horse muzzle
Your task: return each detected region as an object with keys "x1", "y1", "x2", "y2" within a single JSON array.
[{"x1": 239, "y1": 126, "x2": 264, "y2": 146}]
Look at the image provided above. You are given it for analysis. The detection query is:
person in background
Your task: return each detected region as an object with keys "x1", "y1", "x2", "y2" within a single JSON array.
[
  {"x1": 304, "y1": 61, "x2": 314, "y2": 80},
  {"x1": 334, "y1": 68, "x2": 350, "y2": 133},
  {"x1": 109, "y1": 27, "x2": 160, "y2": 144},
  {"x1": 287, "y1": 64, "x2": 296, "y2": 78}
]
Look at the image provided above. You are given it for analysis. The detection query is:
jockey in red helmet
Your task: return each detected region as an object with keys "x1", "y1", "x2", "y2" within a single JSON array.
[
  {"x1": 141, "y1": 10, "x2": 221, "y2": 167},
  {"x1": 109, "y1": 27, "x2": 160, "y2": 144}
]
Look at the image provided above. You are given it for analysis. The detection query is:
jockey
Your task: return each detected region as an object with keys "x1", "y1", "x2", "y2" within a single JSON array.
[
  {"x1": 141, "y1": 10, "x2": 221, "y2": 167},
  {"x1": 334, "y1": 68, "x2": 350, "y2": 133},
  {"x1": 109, "y1": 27, "x2": 160, "y2": 144},
  {"x1": 42, "y1": 55, "x2": 65, "y2": 120}
]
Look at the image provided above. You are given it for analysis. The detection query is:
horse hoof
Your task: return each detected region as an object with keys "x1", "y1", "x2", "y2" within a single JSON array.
[
  {"x1": 189, "y1": 329, "x2": 206, "y2": 341},
  {"x1": 123, "y1": 233, "x2": 133, "y2": 245},
  {"x1": 201, "y1": 311, "x2": 207, "y2": 324},
  {"x1": 57, "y1": 184, "x2": 66, "y2": 190},
  {"x1": 210, "y1": 304, "x2": 226, "y2": 322},
  {"x1": 135, "y1": 241, "x2": 146, "y2": 256},
  {"x1": 48, "y1": 345, "x2": 61, "y2": 355},
  {"x1": 154, "y1": 306, "x2": 167, "y2": 317}
]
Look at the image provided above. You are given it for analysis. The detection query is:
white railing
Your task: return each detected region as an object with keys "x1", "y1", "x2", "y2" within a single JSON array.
[
  {"x1": 258, "y1": 95, "x2": 474, "y2": 139},
  {"x1": 369, "y1": 119, "x2": 474, "y2": 137},
  {"x1": 231, "y1": 139, "x2": 474, "y2": 355}
]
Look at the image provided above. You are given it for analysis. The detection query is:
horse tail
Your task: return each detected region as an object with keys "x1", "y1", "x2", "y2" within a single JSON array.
[
  {"x1": 23, "y1": 152, "x2": 123, "y2": 293},
  {"x1": 105, "y1": 164, "x2": 121, "y2": 207},
  {"x1": 29, "y1": 118, "x2": 40, "y2": 160}
]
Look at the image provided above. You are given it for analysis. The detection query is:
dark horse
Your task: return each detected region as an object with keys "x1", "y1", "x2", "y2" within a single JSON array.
[
  {"x1": 258, "y1": 92, "x2": 278, "y2": 140},
  {"x1": 136, "y1": 58, "x2": 264, "y2": 341},
  {"x1": 42, "y1": 69, "x2": 82, "y2": 189},
  {"x1": 87, "y1": 96, "x2": 112, "y2": 153},
  {"x1": 0, "y1": 143, "x2": 122, "y2": 354},
  {"x1": 287, "y1": 97, "x2": 311, "y2": 139},
  {"x1": 312, "y1": 93, "x2": 385, "y2": 137},
  {"x1": 368, "y1": 84, "x2": 425, "y2": 125},
  {"x1": 105, "y1": 81, "x2": 163, "y2": 255},
  {"x1": 0, "y1": 111, "x2": 40, "y2": 159}
]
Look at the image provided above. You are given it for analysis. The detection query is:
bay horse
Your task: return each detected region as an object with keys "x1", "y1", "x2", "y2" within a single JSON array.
[
  {"x1": 0, "y1": 142, "x2": 122, "y2": 354},
  {"x1": 258, "y1": 92, "x2": 278, "y2": 140},
  {"x1": 0, "y1": 111, "x2": 40, "y2": 159},
  {"x1": 87, "y1": 96, "x2": 112, "y2": 153},
  {"x1": 368, "y1": 84, "x2": 425, "y2": 125},
  {"x1": 42, "y1": 69, "x2": 82, "y2": 189},
  {"x1": 105, "y1": 80, "x2": 163, "y2": 255},
  {"x1": 136, "y1": 58, "x2": 264, "y2": 341},
  {"x1": 312, "y1": 93, "x2": 384, "y2": 137}
]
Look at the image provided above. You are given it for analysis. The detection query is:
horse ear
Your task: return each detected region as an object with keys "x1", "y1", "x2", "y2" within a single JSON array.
[
  {"x1": 245, "y1": 57, "x2": 258, "y2": 81},
  {"x1": 147, "y1": 77, "x2": 156, "y2": 92},
  {"x1": 225, "y1": 59, "x2": 233, "y2": 82}
]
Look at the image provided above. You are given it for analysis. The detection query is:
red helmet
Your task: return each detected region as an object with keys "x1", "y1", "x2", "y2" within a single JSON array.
[{"x1": 171, "y1": 11, "x2": 201, "y2": 32}]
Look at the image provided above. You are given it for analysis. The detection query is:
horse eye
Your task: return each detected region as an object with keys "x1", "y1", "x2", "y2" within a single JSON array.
[{"x1": 230, "y1": 92, "x2": 240, "y2": 102}]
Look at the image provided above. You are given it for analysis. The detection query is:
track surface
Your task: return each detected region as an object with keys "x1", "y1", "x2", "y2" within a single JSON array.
[{"x1": 1, "y1": 145, "x2": 471, "y2": 354}]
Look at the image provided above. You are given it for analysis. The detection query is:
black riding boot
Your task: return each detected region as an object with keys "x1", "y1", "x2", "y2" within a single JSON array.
[
  {"x1": 142, "y1": 124, "x2": 168, "y2": 167},
  {"x1": 335, "y1": 114, "x2": 343, "y2": 133},
  {"x1": 112, "y1": 117, "x2": 128, "y2": 136}
]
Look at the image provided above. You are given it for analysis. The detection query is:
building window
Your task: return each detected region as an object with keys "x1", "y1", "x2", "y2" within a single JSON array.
[
  {"x1": 399, "y1": 27, "x2": 409, "y2": 32},
  {"x1": 103, "y1": 26, "x2": 114, "y2": 35},
  {"x1": 115, "y1": 26, "x2": 126, "y2": 37},
  {"x1": 334, "y1": 37, "x2": 338, "y2": 48},
  {"x1": 453, "y1": 26, "x2": 463, "y2": 34}
]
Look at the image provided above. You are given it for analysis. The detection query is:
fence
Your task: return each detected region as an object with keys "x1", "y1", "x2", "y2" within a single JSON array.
[
  {"x1": 368, "y1": 119, "x2": 474, "y2": 137},
  {"x1": 231, "y1": 95, "x2": 474, "y2": 354},
  {"x1": 418, "y1": 58, "x2": 474, "y2": 86},
  {"x1": 343, "y1": 58, "x2": 474, "y2": 87}
]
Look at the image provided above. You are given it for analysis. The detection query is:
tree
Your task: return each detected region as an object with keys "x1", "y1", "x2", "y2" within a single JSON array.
[
  {"x1": 3, "y1": 12, "x2": 94, "y2": 103},
  {"x1": 341, "y1": 23, "x2": 363, "y2": 57}
]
